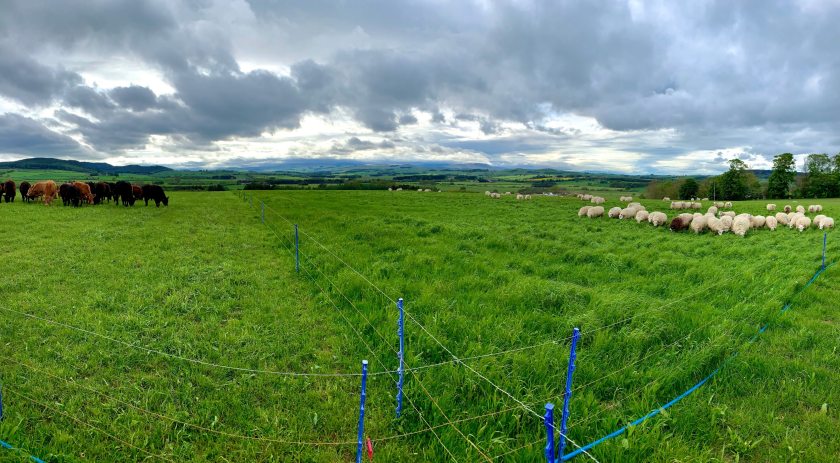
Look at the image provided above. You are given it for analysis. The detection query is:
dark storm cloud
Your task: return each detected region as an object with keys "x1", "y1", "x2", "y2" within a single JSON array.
[
  {"x1": 1, "y1": 0, "x2": 840, "y2": 170},
  {"x1": 0, "y1": 113, "x2": 84, "y2": 155}
]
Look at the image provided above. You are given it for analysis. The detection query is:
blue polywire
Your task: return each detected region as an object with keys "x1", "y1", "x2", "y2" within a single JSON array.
[
  {"x1": 0, "y1": 439, "x2": 46, "y2": 463},
  {"x1": 561, "y1": 263, "x2": 831, "y2": 461}
]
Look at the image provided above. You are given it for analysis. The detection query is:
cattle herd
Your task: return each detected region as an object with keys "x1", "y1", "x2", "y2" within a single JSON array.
[{"x1": 0, "y1": 179, "x2": 169, "y2": 207}]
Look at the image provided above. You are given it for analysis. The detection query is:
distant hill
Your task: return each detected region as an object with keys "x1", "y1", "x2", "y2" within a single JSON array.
[{"x1": 0, "y1": 157, "x2": 171, "y2": 175}]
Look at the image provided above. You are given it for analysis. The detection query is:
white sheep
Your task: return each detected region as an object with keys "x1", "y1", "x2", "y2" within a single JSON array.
[
  {"x1": 788, "y1": 212, "x2": 804, "y2": 229},
  {"x1": 720, "y1": 215, "x2": 733, "y2": 233},
  {"x1": 690, "y1": 215, "x2": 708, "y2": 234},
  {"x1": 692, "y1": 202, "x2": 702, "y2": 209},
  {"x1": 820, "y1": 217, "x2": 834, "y2": 229},
  {"x1": 714, "y1": 201, "x2": 725, "y2": 208},
  {"x1": 663, "y1": 197, "x2": 671, "y2": 201},
  {"x1": 578, "y1": 206, "x2": 592, "y2": 217},
  {"x1": 724, "y1": 201, "x2": 733, "y2": 209},
  {"x1": 587, "y1": 206, "x2": 605, "y2": 218},
  {"x1": 388, "y1": 187, "x2": 393, "y2": 191},
  {"x1": 591, "y1": 196, "x2": 606, "y2": 204},
  {"x1": 766, "y1": 204, "x2": 776, "y2": 211},
  {"x1": 608, "y1": 207, "x2": 622, "y2": 218},
  {"x1": 732, "y1": 216, "x2": 751, "y2": 237},
  {"x1": 796, "y1": 216, "x2": 812, "y2": 232},
  {"x1": 707, "y1": 216, "x2": 724, "y2": 234},
  {"x1": 505, "y1": 192, "x2": 511, "y2": 195},
  {"x1": 775, "y1": 212, "x2": 789, "y2": 225},
  {"x1": 648, "y1": 211, "x2": 667, "y2": 226},
  {"x1": 516, "y1": 194, "x2": 524, "y2": 200},
  {"x1": 484, "y1": 191, "x2": 491, "y2": 196},
  {"x1": 813, "y1": 214, "x2": 826, "y2": 227},
  {"x1": 765, "y1": 216, "x2": 778, "y2": 231},
  {"x1": 619, "y1": 206, "x2": 640, "y2": 219},
  {"x1": 396, "y1": 188, "x2": 403, "y2": 191},
  {"x1": 751, "y1": 215, "x2": 766, "y2": 228},
  {"x1": 635, "y1": 210, "x2": 650, "y2": 223},
  {"x1": 783, "y1": 205, "x2": 792, "y2": 213},
  {"x1": 582, "y1": 194, "x2": 592, "y2": 201},
  {"x1": 721, "y1": 211, "x2": 736, "y2": 218},
  {"x1": 707, "y1": 206, "x2": 718, "y2": 215},
  {"x1": 796, "y1": 205, "x2": 805, "y2": 214},
  {"x1": 525, "y1": 194, "x2": 532, "y2": 200},
  {"x1": 619, "y1": 195, "x2": 632, "y2": 202}
]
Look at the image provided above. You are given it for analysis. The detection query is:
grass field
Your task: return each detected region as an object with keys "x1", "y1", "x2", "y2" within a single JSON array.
[{"x1": 1, "y1": 191, "x2": 838, "y2": 462}]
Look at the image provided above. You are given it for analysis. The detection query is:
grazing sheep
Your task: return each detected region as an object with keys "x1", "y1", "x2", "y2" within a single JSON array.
[
  {"x1": 788, "y1": 213, "x2": 804, "y2": 228},
  {"x1": 751, "y1": 215, "x2": 766, "y2": 228},
  {"x1": 816, "y1": 205, "x2": 823, "y2": 212},
  {"x1": 708, "y1": 206, "x2": 718, "y2": 215},
  {"x1": 663, "y1": 197, "x2": 671, "y2": 201},
  {"x1": 505, "y1": 192, "x2": 511, "y2": 195},
  {"x1": 765, "y1": 216, "x2": 778, "y2": 231},
  {"x1": 608, "y1": 207, "x2": 622, "y2": 218},
  {"x1": 720, "y1": 215, "x2": 733, "y2": 233},
  {"x1": 396, "y1": 188, "x2": 403, "y2": 191},
  {"x1": 670, "y1": 201, "x2": 683, "y2": 209},
  {"x1": 418, "y1": 188, "x2": 423, "y2": 192},
  {"x1": 578, "y1": 206, "x2": 592, "y2": 217},
  {"x1": 766, "y1": 204, "x2": 776, "y2": 211},
  {"x1": 724, "y1": 201, "x2": 733, "y2": 209},
  {"x1": 635, "y1": 210, "x2": 650, "y2": 223},
  {"x1": 389, "y1": 187, "x2": 393, "y2": 191},
  {"x1": 796, "y1": 216, "x2": 812, "y2": 232},
  {"x1": 707, "y1": 216, "x2": 722, "y2": 234},
  {"x1": 525, "y1": 194, "x2": 531, "y2": 200},
  {"x1": 648, "y1": 211, "x2": 668, "y2": 227},
  {"x1": 714, "y1": 201, "x2": 725, "y2": 208},
  {"x1": 814, "y1": 214, "x2": 827, "y2": 227},
  {"x1": 670, "y1": 215, "x2": 691, "y2": 232},
  {"x1": 484, "y1": 191, "x2": 491, "y2": 196},
  {"x1": 796, "y1": 205, "x2": 805, "y2": 214},
  {"x1": 587, "y1": 206, "x2": 605, "y2": 218},
  {"x1": 783, "y1": 205, "x2": 792, "y2": 213},
  {"x1": 735, "y1": 213, "x2": 753, "y2": 226},
  {"x1": 516, "y1": 194, "x2": 524, "y2": 200},
  {"x1": 591, "y1": 196, "x2": 606, "y2": 204},
  {"x1": 690, "y1": 215, "x2": 708, "y2": 234},
  {"x1": 721, "y1": 211, "x2": 736, "y2": 218},
  {"x1": 820, "y1": 217, "x2": 834, "y2": 230},
  {"x1": 619, "y1": 207, "x2": 640, "y2": 219},
  {"x1": 619, "y1": 195, "x2": 632, "y2": 202},
  {"x1": 775, "y1": 212, "x2": 789, "y2": 225},
  {"x1": 628, "y1": 202, "x2": 643, "y2": 208},
  {"x1": 582, "y1": 194, "x2": 592, "y2": 201},
  {"x1": 808, "y1": 205, "x2": 816, "y2": 213},
  {"x1": 691, "y1": 202, "x2": 702, "y2": 209},
  {"x1": 732, "y1": 216, "x2": 751, "y2": 237}
]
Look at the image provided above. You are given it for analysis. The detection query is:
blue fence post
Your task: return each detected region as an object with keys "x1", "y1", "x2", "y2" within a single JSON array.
[
  {"x1": 558, "y1": 327, "x2": 581, "y2": 458},
  {"x1": 356, "y1": 360, "x2": 369, "y2": 463},
  {"x1": 294, "y1": 224, "x2": 300, "y2": 273},
  {"x1": 261, "y1": 201, "x2": 265, "y2": 223},
  {"x1": 544, "y1": 403, "x2": 555, "y2": 463},
  {"x1": 396, "y1": 297, "x2": 405, "y2": 417},
  {"x1": 823, "y1": 232, "x2": 827, "y2": 270}
]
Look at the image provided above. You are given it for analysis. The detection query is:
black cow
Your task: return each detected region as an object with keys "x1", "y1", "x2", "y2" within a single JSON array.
[
  {"x1": 59, "y1": 183, "x2": 82, "y2": 207},
  {"x1": 114, "y1": 181, "x2": 134, "y2": 206},
  {"x1": 92, "y1": 182, "x2": 111, "y2": 205},
  {"x1": 19, "y1": 181, "x2": 30, "y2": 203},
  {"x1": 141, "y1": 184, "x2": 169, "y2": 207},
  {"x1": 3, "y1": 180, "x2": 14, "y2": 202}
]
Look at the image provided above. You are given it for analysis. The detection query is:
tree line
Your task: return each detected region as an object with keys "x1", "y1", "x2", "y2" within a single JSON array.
[{"x1": 645, "y1": 153, "x2": 840, "y2": 200}]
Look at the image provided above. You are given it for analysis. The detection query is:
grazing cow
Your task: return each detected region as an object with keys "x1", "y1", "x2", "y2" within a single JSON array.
[
  {"x1": 3, "y1": 180, "x2": 14, "y2": 202},
  {"x1": 19, "y1": 181, "x2": 31, "y2": 202},
  {"x1": 132, "y1": 185, "x2": 143, "y2": 201},
  {"x1": 141, "y1": 184, "x2": 169, "y2": 207},
  {"x1": 93, "y1": 182, "x2": 111, "y2": 204},
  {"x1": 59, "y1": 183, "x2": 83, "y2": 207},
  {"x1": 27, "y1": 181, "x2": 58, "y2": 205},
  {"x1": 114, "y1": 181, "x2": 134, "y2": 206},
  {"x1": 72, "y1": 181, "x2": 95, "y2": 204}
]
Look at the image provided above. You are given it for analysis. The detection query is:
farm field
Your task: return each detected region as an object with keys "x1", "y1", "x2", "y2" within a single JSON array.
[{"x1": 1, "y1": 191, "x2": 839, "y2": 462}]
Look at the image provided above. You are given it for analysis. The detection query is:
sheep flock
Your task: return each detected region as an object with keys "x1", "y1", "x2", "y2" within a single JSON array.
[{"x1": 577, "y1": 195, "x2": 834, "y2": 237}]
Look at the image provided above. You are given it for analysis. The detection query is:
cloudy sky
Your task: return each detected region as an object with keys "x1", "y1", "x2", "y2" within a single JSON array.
[{"x1": 1, "y1": 0, "x2": 839, "y2": 174}]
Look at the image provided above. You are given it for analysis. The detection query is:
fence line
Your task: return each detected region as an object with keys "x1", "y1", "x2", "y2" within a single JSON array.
[
  {"x1": 250, "y1": 193, "x2": 599, "y2": 461},
  {"x1": 5, "y1": 387, "x2": 175, "y2": 462}
]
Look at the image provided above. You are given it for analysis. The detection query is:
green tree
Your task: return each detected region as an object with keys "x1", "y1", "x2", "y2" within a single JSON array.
[
  {"x1": 802, "y1": 153, "x2": 834, "y2": 198},
  {"x1": 720, "y1": 159, "x2": 749, "y2": 200},
  {"x1": 766, "y1": 153, "x2": 796, "y2": 199},
  {"x1": 678, "y1": 177, "x2": 699, "y2": 200}
]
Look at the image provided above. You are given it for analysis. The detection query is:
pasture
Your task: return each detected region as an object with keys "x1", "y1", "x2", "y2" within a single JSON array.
[{"x1": 1, "y1": 191, "x2": 838, "y2": 462}]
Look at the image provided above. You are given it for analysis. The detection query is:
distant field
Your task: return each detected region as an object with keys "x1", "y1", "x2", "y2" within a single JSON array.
[{"x1": 1, "y1": 191, "x2": 838, "y2": 461}]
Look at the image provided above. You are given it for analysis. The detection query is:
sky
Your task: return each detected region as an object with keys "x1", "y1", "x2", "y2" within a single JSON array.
[{"x1": 1, "y1": 0, "x2": 840, "y2": 174}]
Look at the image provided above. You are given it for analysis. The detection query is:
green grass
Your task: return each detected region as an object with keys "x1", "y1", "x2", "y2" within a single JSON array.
[{"x1": 1, "y1": 191, "x2": 838, "y2": 462}]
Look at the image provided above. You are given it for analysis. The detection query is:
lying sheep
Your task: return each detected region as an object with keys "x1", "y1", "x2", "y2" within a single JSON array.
[
  {"x1": 775, "y1": 212, "x2": 789, "y2": 225},
  {"x1": 578, "y1": 206, "x2": 592, "y2": 217},
  {"x1": 690, "y1": 215, "x2": 708, "y2": 234},
  {"x1": 648, "y1": 211, "x2": 668, "y2": 227},
  {"x1": 751, "y1": 215, "x2": 766, "y2": 228},
  {"x1": 783, "y1": 205, "x2": 792, "y2": 213},
  {"x1": 796, "y1": 205, "x2": 805, "y2": 214},
  {"x1": 765, "y1": 215, "x2": 778, "y2": 231},
  {"x1": 820, "y1": 217, "x2": 834, "y2": 229},
  {"x1": 796, "y1": 216, "x2": 812, "y2": 232},
  {"x1": 766, "y1": 204, "x2": 776, "y2": 211},
  {"x1": 635, "y1": 210, "x2": 650, "y2": 223},
  {"x1": 707, "y1": 206, "x2": 718, "y2": 215},
  {"x1": 608, "y1": 207, "x2": 622, "y2": 218},
  {"x1": 732, "y1": 216, "x2": 751, "y2": 237},
  {"x1": 587, "y1": 206, "x2": 605, "y2": 218}
]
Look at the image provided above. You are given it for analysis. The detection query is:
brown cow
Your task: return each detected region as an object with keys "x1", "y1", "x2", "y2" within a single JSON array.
[
  {"x1": 72, "y1": 181, "x2": 95, "y2": 204},
  {"x1": 27, "y1": 181, "x2": 58, "y2": 205},
  {"x1": 132, "y1": 184, "x2": 143, "y2": 200}
]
